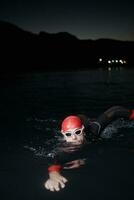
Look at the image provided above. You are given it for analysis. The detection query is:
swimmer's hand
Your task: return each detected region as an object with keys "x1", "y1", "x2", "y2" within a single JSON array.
[
  {"x1": 64, "y1": 158, "x2": 86, "y2": 169},
  {"x1": 44, "y1": 171, "x2": 68, "y2": 192}
]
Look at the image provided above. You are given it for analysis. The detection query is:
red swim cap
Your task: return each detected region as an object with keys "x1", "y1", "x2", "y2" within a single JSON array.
[
  {"x1": 61, "y1": 115, "x2": 82, "y2": 133},
  {"x1": 129, "y1": 109, "x2": 134, "y2": 120}
]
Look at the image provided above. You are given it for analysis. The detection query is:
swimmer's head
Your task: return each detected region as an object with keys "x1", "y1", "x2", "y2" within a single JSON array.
[{"x1": 61, "y1": 115, "x2": 85, "y2": 144}]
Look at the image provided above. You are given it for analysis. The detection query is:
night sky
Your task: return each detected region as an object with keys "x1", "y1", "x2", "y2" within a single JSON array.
[{"x1": 0, "y1": 0, "x2": 134, "y2": 41}]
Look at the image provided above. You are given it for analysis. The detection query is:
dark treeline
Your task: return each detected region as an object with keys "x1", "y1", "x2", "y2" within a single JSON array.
[{"x1": 0, "y1": 20, "x2": 134, "y2": 73}]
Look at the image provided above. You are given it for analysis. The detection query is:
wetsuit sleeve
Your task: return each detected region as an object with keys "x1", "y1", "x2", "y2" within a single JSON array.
[
  {"x1": 47, "y1": 155, "x2": 63, "y2": 173},
  {"x1": 47, "y1": 150, "x2": 84, "y2": 173},
  {"x1": 91, "y1": 106, "x2": 132, "y2": 136},
  {"x1": 46, "y1": 149, "x2": 65, "y2": 173},
  {"x1": 47, "y1": 147, "x2": 80, "y2": 173},
  {"x1": 48, "y1": 164, "x2": 62, "y2": 173}
]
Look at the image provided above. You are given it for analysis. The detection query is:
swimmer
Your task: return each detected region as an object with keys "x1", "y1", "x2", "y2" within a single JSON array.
[{"x1": 44, "y1": 106, "x2": 134, "y2": 192}]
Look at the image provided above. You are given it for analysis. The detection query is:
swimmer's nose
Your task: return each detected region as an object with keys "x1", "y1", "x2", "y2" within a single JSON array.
[{"x1": 72, "y1": 134, "x2": 77, "y2": 140}]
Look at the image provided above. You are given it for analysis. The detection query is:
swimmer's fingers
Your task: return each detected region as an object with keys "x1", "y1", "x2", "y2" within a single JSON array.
[
  {"x1": 54, "y1": 175, "x2": 68, "y2": 186},
  {"x1": 49, "y1": 182, "x2": 56, "y2": 192},
  {"x1": 61, "y1": 176, "x2": 68, "y2": 183},
  {"x1": 57, "y1": 175, "x2": 68, "y2": 183},
  {"x1": 44, "y1": 171, "x2": 68, "y2": 191},
  {"x1": 63, "y1": 160, "x2": 77, "y2": 169},
  {"x1": 53, "y1": 179, "x2": 65, "y2": 190},
  {"x1": 49, "y1": 171, "x2": 68, "y2": 183},
  {"x1": 64, "y1": 159, "x2": 86, "y2": 169},
  {"x1": 44, "y1": 179, "x2": 66, "y2": 192},
  {"x1": 44, "y1": 179, "x2": 57, "y2": 191},
  {"x1": 58, "y1": 180, "x2": 65, "y2": 189},
  {"x1": 79, "y1": 158, "x2": 86, "y2": 165},
  {"x1": 44, "y1": 180, "x2": 51, "y2": 190},
  {"x1": 64, "y1": 165, "x2": 78, "y2": 169}
]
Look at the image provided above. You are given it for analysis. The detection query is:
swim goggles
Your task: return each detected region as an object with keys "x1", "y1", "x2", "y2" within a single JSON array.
[{"x1": 62, "y1": 125, "x2": 84, "y2": 137}]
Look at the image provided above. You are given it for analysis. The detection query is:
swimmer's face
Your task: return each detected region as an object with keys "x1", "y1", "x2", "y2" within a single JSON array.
[{"x1": 61, "y1": 126, "x2": 85, "y2": 145}]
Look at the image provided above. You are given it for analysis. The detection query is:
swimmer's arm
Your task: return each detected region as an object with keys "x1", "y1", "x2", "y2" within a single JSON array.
[
  {"x1": 95, "y1": 106, "x2": 133, "y2": 134},
  {"x1": 103, "y1": 106, "x2": 132, "y2": 120},
  {"x1": 44, "y1": 164, "x2": 68, "y2": 192}
]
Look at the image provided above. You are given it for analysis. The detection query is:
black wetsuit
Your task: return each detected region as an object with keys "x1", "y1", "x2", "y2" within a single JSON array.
[
  {"x1": 48, "y1": 106, "x2": 132, "y2": 170},
  {"x1": 78, "y1": 106, "x2": 131, "y2": 137}
]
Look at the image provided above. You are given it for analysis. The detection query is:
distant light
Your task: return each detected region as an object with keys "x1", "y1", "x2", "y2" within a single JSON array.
[
  {"x1": 108, "y1": 67, "x2": 111, "y2": 71},
  {"x1": 99, "y1": 58, "x2": 102, "y2": 62},
  {"x1": 115, "y1": 60, "x2": 118, "y2": 63},
  {"x1": 112, "y1": 60, "x2": 114, "y2": 63},
  {"x1": 108, "y1": 60, "x2": 111, "y2": 64},
  {"x1": 119, "y1": 59, "x2": 123, "y2": 64}
]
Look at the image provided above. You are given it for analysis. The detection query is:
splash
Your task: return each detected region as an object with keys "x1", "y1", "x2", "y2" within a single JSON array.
[
  {"x1": 24, "y1": 134, "x2": 65, "y2": 159},
  {"x1": 24, "y1": 117, "x2": 134, "y2": 159},
  {"x1": 24, "y1": 116, "x2": 64, "y2": 159},
  {"x1": 101, "y1": 118, "x2": 134, "y2": 138}
]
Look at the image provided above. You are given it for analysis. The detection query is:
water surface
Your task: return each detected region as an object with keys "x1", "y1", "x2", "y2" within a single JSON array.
[{"x1": 0, "y1": 67, "x2": 134, "y2": 200}]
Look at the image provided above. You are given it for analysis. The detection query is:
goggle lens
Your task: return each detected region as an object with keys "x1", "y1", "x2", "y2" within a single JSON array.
[
  {"x1": 65, "y1": 132, "x2": 72, "y2": 137},
  {"x1": 75, "y1": 130, "x2": 81, "y2": 135},
  {"x1": 64, "y1": 127, "x2": 84, "y2": 137}
]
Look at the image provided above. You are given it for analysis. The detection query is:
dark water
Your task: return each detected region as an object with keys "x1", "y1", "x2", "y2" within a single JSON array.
[{"x1": 0, "y1": 68, "x2": 134, "y2": 200}]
